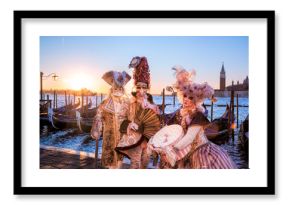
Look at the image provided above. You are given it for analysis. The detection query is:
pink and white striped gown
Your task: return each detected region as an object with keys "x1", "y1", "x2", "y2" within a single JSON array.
[{"x1": 185, "y1": 142, "x2": 236, "y2": 169}]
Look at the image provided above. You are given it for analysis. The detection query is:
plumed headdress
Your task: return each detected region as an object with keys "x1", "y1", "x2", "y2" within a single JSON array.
[
  {"x1": 172, "y1": 66, "x2": 214, "y2": 105},
  {"x1": 129, "y1": 56, "x2": 150, "y2": 88},
  {"x1": 102, "y1": 71, "x2": 131, "y2": 87}
]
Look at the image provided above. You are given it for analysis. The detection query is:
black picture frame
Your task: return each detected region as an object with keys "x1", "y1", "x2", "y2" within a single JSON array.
[{"x1": 14, "y1": 10, "x2": 275, "y2": 195}]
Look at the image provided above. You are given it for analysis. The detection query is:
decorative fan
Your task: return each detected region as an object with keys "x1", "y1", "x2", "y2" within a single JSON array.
[
  {"x1": 148, "y1": 124, "x2": 189, "y2": 167},
  {"x1": 134, "y1": 108, "x2": 161, "y2": 139},
  {"x1": 149, "y1": 124, "x2": 184, "y2": 148}
]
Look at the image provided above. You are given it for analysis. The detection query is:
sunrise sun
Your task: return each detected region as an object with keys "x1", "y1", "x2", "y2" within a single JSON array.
[{"x1": 67, "y1": 73, "x2": 94, "y2": 90}]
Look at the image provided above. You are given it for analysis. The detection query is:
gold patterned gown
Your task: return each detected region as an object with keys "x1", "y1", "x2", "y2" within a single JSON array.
[{"x1": 91, "y1": 96, "x2": 130, "y2": 168}]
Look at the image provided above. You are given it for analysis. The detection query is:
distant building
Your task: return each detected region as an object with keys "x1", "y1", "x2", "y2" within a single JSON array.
[
  {"x1": 218, "y1": 63, "x2": 248, "y2": 91},
  {"x1": 227, "y1": 76, "x2": 248, "y2": 91},
  {"x1": 220, "y1": 63, "x2": 226, "y2": 90}
]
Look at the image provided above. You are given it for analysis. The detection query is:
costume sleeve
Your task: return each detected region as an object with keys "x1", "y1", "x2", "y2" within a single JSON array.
[
  {"x1": 119, "y1": 100, "x2": 133, "y2": 133},
  {"x1": 119, "y1": 119, "x2": 131, "y2": 133},
  {"x1": 128, "y1": 102, "x2": 135, "y2": 122},
  {"x1": 189, "y1": 111, "x2": 210, "y2": 126},
  {"x1": 174, "y1": 126, "x2": 202, "y2": 150},
  {"x1": 90, "y1": 105, "x2": 103, "y2": 139}
]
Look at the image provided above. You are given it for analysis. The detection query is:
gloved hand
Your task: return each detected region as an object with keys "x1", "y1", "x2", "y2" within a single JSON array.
[{"x1": 90, "y1": 127, "x2": 99, "y2": 140}]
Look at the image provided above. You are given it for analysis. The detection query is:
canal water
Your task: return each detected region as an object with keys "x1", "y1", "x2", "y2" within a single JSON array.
[{"x1": 40, "y1": 94, "x2": 249, "y2": 169}]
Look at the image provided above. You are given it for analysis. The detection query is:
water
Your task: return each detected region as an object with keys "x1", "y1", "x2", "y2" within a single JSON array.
[{"x1": 40, "y1": 94, "x2": 249, "y2": 168}]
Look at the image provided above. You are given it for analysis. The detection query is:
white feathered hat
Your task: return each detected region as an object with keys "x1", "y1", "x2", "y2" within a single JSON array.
[{"x1": 172, "y1": 66, "x2": 214, "y2": 104}]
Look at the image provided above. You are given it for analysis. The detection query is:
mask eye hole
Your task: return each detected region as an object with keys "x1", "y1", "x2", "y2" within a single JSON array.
[{"x1": 113, "y1": 87, "x2": 123, "y2": 92}]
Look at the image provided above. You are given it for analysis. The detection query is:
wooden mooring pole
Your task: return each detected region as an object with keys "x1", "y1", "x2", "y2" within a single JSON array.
[
  {"x1": 227, "y1": 103, "x2": 231, "y2": 131},
  {"x1": 231, "y1": 90, "x2": 234, "y2": 119},
  {"x1": 95, "y1": 93, "x2": 98, "y2": 107},
  {"x1": 81, "y1": 91, "x2": 84, "y2": 113},
  {"x1": 64, "y1": 91, "x2": 68, "y2": 114},
  {"x1": 162, "y1": 88, "x2": 165, "y2": 126},
  {"x1": 68, "y1": 92, "x2": 70, "y2": 105},
  {"x1": 53, "y1": 90, "x2": 56, "y2": 109},
  {"x1": 236, "y1": 93, "x2": 239, "y2": 128},
  {"x1": 46, "y1": 95, "x2": 51, "y2": 108},
  {"x1": 54, "y1": 91, "x2": 58, "y2": 109},
  {"x1": 230, "y1": 90, "x2": 235, "y2": 137},
  {"x1": 211, "y1": 95, "x2": 214, "y2": 122},
  {"x1": 73, "y1": 92, "x2": 76, "y2": 105},
  {"x1": 94, "y1": 138, "x2": 99, "y2": 168},
  {"x1": 65, "y1": 91, "x2": 67, "y2": 107},
  {"x1": 101, "y1": 93, "x2": 103, "y2": 102},
  {"x1": 173, "y1": 92, "x2": 176, "y2": 107},
  {"x1": 86, "y1": 95, "x2": 89, "y2": 113},
  {"x1": 40, "y1": 72, "x2": 43, "y2": 100}
]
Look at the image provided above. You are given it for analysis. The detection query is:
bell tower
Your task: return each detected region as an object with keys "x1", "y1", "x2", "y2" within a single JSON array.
[{"x1": 220, "y1": 62, "x2": 226, "y2": 90}]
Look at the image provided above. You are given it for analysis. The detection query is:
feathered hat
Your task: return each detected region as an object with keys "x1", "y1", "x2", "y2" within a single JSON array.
[
  {"x1": 129, "y1": 56, "x2": 150, "y2": 89},
  {"x1": 102, "y1": 71, "x2": 131, "y2": 87},
  {"x1": 172, "y1": 66, "x2": 214, "y2": 105}
]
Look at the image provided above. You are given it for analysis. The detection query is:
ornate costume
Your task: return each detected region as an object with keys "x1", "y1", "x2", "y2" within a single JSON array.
[
  {"x1": 174, "y1": 112, "x2": 236, "y2": 169},
  {"x1": 91, "y1": 71, "x2": 131, "y2": 168},
  {"x1": 116, "y1": 56, "x2": 161, "y2": 169},
  {"x1": 148, "y1": 66, "x2": 236, "y2": 169}
]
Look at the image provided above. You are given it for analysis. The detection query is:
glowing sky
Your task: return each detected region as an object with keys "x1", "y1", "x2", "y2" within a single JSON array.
[{"x1": 40, "y1": 36, "x2": 248, "y2": 94}]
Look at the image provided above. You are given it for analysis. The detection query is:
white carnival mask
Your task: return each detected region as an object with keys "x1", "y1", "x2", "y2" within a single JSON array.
[{"x1": 112, "y1": 87, "x2": 124, "y2": 97}]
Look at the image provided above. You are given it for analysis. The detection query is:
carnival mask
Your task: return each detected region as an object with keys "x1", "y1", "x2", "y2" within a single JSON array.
[
  {"x1": 183, "y1": 97, "x2": 196, "y2": 109},
  {"x1": 112, "y1": 87, "x2": 124, "y2": 97},
  {"x1": 136, "y1": 88, "x2": 147, "y2": 98}
]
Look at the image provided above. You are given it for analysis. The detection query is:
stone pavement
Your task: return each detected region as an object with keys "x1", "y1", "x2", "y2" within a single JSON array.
[
  {"x1": 40, "y1": 148, "x2": 101, "y2": 169},
  {"x1": 40, "y1": 146, "x2": 131, "y2": 169}
]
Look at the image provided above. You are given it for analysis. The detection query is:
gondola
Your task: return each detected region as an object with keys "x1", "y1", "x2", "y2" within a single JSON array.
[
  {"x1": 204, "y1": 105, "x2": 234, "y2": 141},
  {"x1": 40, "y1": 100, "x2": 53, "y2": 126},
  {"x1": 48, "y1": 100, "x2": 92, "y2": 130},
  {"x1": 53, "y1": 98, "x2": 81, "y2": 114},
  {"x1": 40, "y1": 101, "x2": 51, "y2": 114},
  {"x1": 76, "y1": 108, "x2": 97, "y2": 133},
  {"x1": 40, "y1": 99, "x2": 81, "y2": 126},
  {"x1": 238, "y1": 115, "x2": 249, "y2": 151},
  {"x1": 49, "y1": 111, "x2": 78, "y2": 129}
]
